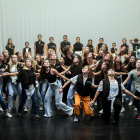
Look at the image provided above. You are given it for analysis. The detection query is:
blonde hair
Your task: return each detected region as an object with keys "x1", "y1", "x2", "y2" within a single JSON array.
[
  {"x1": 2, "y1": 49, "x2": 9, "y2": 57},
  {"x1": 8, "y1": 55, "x2": 18, "y2": 72}
]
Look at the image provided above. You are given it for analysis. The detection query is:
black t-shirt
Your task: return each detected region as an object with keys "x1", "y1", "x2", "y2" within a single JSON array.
[
  {"x1": 0, "y1": 62, "x2": 5, "y2": 69},
  {"x1": 18, "y1": 59, "x2": 24, "y2": 63},
  {"x1": 47, "y1": 43, "x2": 56, "y2": 51},
  {"x1": 28, "y1": 70, "x2": 36, "y2": 85},
  {"x1": 5, "y1": 45, "x2": 15, "y2": 56},
  {"x1": 45, "y1": 69, "x2": 56, "y2": 83},
  {"x1": 61, "y1": 41, "x2": 70, "y2": 54},
  {"x1": 35, "y1": 41, "x2": 45, "y2": 54},
  {"x1": 133, "y1": 44, "x2": 139, "y2": 51},
  {"x1": 97, "y1": 43, "x2": 103, "y2": 53},
  {"x1": 73, "y1": 43, "x2": 83, "y2": 52},
  {"x1": 110, "y1": 48, "x2": 117, "y2": 53},
  {"x1": 87, "y1": 45, "x2": 94, "y2": 53},
  {"x1": 96, "y1": 55, "x2": 103, "y2": 61},
  {"x1": 2, "y1": 57, "x2": 10, "y2": 65},
  {"x1": 63, "y1": 55, "x2": 74, "y2": 66}
]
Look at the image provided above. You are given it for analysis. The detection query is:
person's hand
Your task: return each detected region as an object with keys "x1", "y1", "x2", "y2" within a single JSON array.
[
  {"x1": 62, "y1": 54, "x2": 65, "y2": 57},
  {"x1": 134, "y1": 95, "x2": 140, "y2": 100},
  {"x1": 59, "y1": 88, "x2": 63, "y2": 93},
  {"x1": 89, "y1": 100, "x2": 95, "y2": 106}
]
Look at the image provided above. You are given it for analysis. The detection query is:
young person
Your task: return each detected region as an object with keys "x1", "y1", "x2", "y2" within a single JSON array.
[
  {"x1": 40, "y1": 59, "x2": 73, "y2": 117},
  {"x1": 61, "y1": 55, "x2": 82, "y2": 108},
  {"x1": 87, "y1": 39, "x2": 95, "y2": 53},
  {"x1": 73, "y1": 37, "x2": 84, "y2": 55},
  {"x1": 34, "y1": 34, "x2": 45, "y2": 56},
  {"x1": 119, "y1": 38, "x2": 129, "y2": 53},
  {"x1": 59, "y1": 35, "x2": 72, "y2": 57},
  {"x1": 59, "y1": 66, "x2": 98, "y2": 122},
  {"x1": 46, "y1": 37, "x2": 57, "y2": 55},
  {"x1": 123, "y1": 59, "x2": 140, "y2": 119},
  {"x1": 129, "y1": 38, "x2": 140, "y2": 51},
  {"x1": 22, "y1": 42, "x2": 32, "y2": 58},
  {"x1": 89, "y1": 69, "x2": 139, "y2": 123},
  {"x1": 110, "y1": 42, "x2": 117, "y2": 57},
  {"x1": 16, "y1": 59, "x2": 40, "y2": 120},
  {"x1": 96, "y1": 38, "x2": 104, "y2": 54},
  {"x1": 15, "y1": 52, "x2": 24, "y2": 63},
  {"x1": 4, "y1": 55, "x2": 22, "y2": 112},
  {"x1": 5, "y1": 38, "x2": 15, "y2": 57}
]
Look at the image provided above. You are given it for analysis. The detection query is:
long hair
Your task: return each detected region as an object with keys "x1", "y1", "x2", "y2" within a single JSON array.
[
  {"x1": 35, "y1": 54, "x2": 43, "y2": 65},
  {"x1": 40, "y1": 59, "x2": 50, "y2": 81},
  {"x1": 114, "y1": 56, "x2": 122, "y2": 72},
  {"x1": 127, "y1": 55, "x2": 136, "y2": 71},
  {"x1": 2, "y1": 49, "x2": 9, "y2": 58},
  {"x1": 8, "y1": 55, "x2": 18, "y2": 72},
  {"x1": 71, "y1": 55, "x2": 82, "y2": 68},
  {"x1": 7, "y1": 38, "x2": 13, "y2": 47},
  {"x1": 84, "y1": 65, "x2": 94, "y2": 79}
]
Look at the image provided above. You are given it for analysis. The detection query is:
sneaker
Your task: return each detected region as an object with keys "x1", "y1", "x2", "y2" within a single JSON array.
[
  {"x1": 0, "y1": 107, "x2": 3, "y2": 112},
  {"x1": 121, "y1": 107, "x2": 125, "y2": 113},
  {"x1": 128, "y1": 101, "x2": 133, "y2": 106},
  {"x1": 134, "y1": 108, "x2": 137, "y2": 111},
  {"x1": 44, "y1": 114, "x2": 52, "y2": 118},
  {"x1": 56, "y1": 105, "x2": 60, "y2": 110},
  {"x1": 17, "y1": 113, "x2": 21, "y2": 118},
  {"x1": 39, "y1": 106, "x2": 43, "y2": 111},
  {"x1": 33, "y1": 115, "x2": 40, "y2": 120},
  {"x1": 135, "y1": 110, "x2": 139, "y2": 114},
  {"x1": 125, "y1": 98, "x2": 129, "y2": 101},
  {"x1": 5, "y1": 113, "x2": 12, "y2": 118},
  {"x1": 137, "y1": 115, "x2": 140, "y2": 120},
  {"x1": 24, "y1": 107, "x2": 28, "y2": 112},
  {"x1": 8, "y1": 108, "x2": 12, "y2": 112},
  {"x1": 99, "y1": 109, "x2": 103, "y2": 114},
  {"x1": 74, "y1": 116, "x2": 78, "y2": 122},
  {"x1": 94, "y1": 101, "x2": 97, "y2": 106},
  {"x1": 122, "y1": 94, "x2": 126, "y2": 97}
]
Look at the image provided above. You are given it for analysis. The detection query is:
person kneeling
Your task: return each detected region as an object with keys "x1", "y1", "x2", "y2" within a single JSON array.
[{"x1": 59, "y1": 65, "x2": 98, "y2": 122}]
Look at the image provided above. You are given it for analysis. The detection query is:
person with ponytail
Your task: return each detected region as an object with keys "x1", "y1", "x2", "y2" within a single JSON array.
[{"x1": 59, "y1": 65, "x2": 98, "y2": 122}]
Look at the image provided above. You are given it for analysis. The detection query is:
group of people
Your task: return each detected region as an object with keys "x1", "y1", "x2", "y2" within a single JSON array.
[{"x1": 0, "y1": 34, "x2": 140, "y2": 123}]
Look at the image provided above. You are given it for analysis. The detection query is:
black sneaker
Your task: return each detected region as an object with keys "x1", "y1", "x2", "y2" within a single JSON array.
[
  {"x1": 33, "y1": 115, "x2": 40, "y2": 120},
  {"x1": 17, "y1": 113, "x2": 21, "y2": 118}
]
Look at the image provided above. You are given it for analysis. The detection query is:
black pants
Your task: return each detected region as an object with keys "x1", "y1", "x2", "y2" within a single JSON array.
[
  {"x1": 133, "y1": 90, "x2": 140, "y2": 114},
  {"x1": 102, "y1": 97, "x2": 121, "y2": 122}
]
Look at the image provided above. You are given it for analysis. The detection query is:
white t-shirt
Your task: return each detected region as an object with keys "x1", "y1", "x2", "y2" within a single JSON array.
[
  {"x1": 70, "y1": 75, "x2": 94, "y2": 89},
  {"x1": 10, "y1": 65, "x2": 18, "y2": 84},
  {"x1": 97, "y1": 79, "x2": 125, "y2": 112},
  {"x1": 26, "y1": 48, "x2": 29, "y2": 52}
]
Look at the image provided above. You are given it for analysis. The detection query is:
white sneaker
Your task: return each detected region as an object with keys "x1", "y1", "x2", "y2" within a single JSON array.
[
  {"x1": 121, "y1": 107, "x2": 125, "y2": 113},
  {"x1": 99, "y1": 109, "x2": 103, "y2": 114},
  {"x1": 8, "y1": 108, "x2": 12, "y2": 112},
  {"x1": 56, "y1": 105, "x2": 60, "y2": 110},
  {"x1": 24, "y1": 107, "x2": 28, "y2": 112},
  {"x1": 128, "y1": 101, "x2": 133, "y2": 106},
  {"x1": 74, "y1": 116, "x2": 78, "y2": 122},
  {"x1": 5, "y1": 113, "x2": 12, "y2": 118},
  {"x1": 134, "y1": 108, "x2": 137, "y2": 111},
  {"x1": 123, "y1": 94, "x2": 126, "y2": 97},
  {"x1": 39, "y1": 106, "x2": 43, "y2": 111},
  {"x1": 0, "y1": 107, "x2": 3, "y2": 112},
  {"x1": 125, "y1": 98, "x2": 129, "y2": 101},
  {"x1": 44, "y1": 114, "x2": 52, "y2": 118},
  {"x1": 94, "y1": 101, "x2": 97, "y2": 106}
]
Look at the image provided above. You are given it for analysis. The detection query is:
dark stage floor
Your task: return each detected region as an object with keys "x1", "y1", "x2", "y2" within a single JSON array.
[{"x1": 0, "y1": 98, "x2": 140, "y2": 140}]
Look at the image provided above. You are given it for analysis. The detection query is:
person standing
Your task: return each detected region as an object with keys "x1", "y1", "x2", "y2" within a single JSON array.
[{"x1": 34, "y1": 34, "x2": 45, "y2": 56}]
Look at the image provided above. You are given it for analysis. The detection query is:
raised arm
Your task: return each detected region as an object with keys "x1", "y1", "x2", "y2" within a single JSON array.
[
  {"x1": 123, "y1": 76, "x2": 131, "y2": 86},
  {"x1": 129, "y1": 39, "x2": 134, "y2": 45}
]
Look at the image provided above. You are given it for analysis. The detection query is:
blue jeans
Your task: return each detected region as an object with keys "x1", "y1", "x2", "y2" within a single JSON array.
[
  {"x1": 0, "y1": 92, "x2": 7, "y2": 111},
  {"x1": 44, "y1": 81, "x2": 73, "y2": 117},
  {"x1": 7, "y1": 80, "x2": 22, "y2": 109},
  {"x1": 40, "y1": 81, "x2": 48, "y2": 103},
  {"x1": 18, "y1": 89, "x2": 38, "y2": 115},
  {"x1": 67, "y1": 86, "x2": 77, "y2": 108},
  {"x1": 126, "y1": 78, "x2": 133, "y2": 99},
  {"x1": 0, "y1": 83, "x2": 3, "y2": 93}
]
